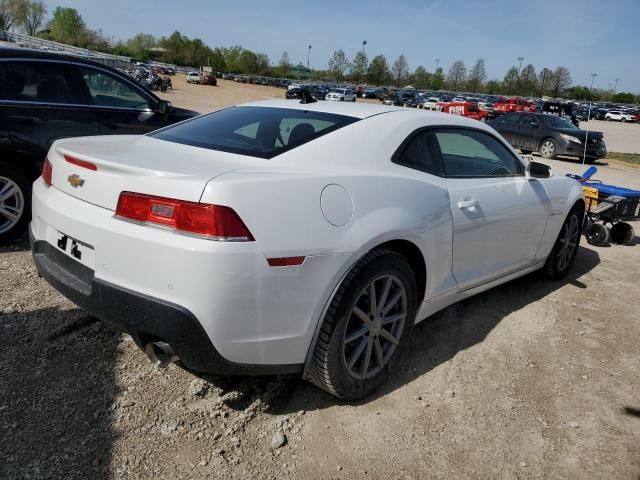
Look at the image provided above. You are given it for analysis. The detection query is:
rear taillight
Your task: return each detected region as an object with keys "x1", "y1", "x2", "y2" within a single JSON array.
[
  {"x1": 42, "y1": 158, "x2": 52, "y2": 187},
  {"x1": 115, "y1": 192, "x2": 254, "y2": 241}
]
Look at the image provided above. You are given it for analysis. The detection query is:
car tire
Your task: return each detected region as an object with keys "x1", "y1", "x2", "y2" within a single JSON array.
[
  {"x1": 543, "y1": 204, "x2": 583, "y2": 280},
  {"x1": 308, "y1": 248, "x2": 417, "y2": 399},
  {"x1": 609, "y1": 222, "x2": 635, "y2": 245},
  {"x1": 539, "y1": 138, "x2": 558, "y2": 159},
  {"x1": 621, "y1": 118, "x2": 626, "y2": 123},
  {"x1": 584, "y1": 222, "x2": 610, "y2": 246},
  {"x1": 605, "y1": 117, "x2": 611, "y2": 121},
  {"x1": 352, "y1": 97, "x2": 356, "y2": 102},
  {"x1": 0, "y1": 162, "x2": 31, "y2": 242}
]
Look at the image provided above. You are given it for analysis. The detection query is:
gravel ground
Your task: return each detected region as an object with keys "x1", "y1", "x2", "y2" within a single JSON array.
[{"x1": 1, "y1": 76, "x2": 639, "y2": 479}]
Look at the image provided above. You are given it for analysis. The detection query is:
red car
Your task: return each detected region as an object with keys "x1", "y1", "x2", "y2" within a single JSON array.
[
  {"x1": 493, "y1": 97, "x2": 537, "y2": 115},
  {"x1": 436, "y1": 101, "x2": 488, "y2": 121}
]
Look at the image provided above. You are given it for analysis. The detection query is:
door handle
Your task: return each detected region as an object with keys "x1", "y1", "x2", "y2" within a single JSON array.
[{"x1": 457, "y1": 199, "x2": 479, "y2": 210}]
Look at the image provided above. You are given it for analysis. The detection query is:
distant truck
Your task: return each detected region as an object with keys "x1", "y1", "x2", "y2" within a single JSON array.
[
  {"x1": 492, "y1": 97, "x2": 536, "y2": 115},
  {"x1": 199, "y1": 66, "x2": 217, "y2": 86},
  {"x1": 436, "y1": 101, "x2": 488, "y2": 122}
]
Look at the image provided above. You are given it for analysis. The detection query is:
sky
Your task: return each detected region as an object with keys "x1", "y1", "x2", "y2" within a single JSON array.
[{"x1": 43, "y1": 0, "x2": 640, "y2": 92}]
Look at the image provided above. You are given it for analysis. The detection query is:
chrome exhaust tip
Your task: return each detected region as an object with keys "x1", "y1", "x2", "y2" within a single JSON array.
[{"x1": 145, "y1": 341, "x2": 179, "y2": 368}]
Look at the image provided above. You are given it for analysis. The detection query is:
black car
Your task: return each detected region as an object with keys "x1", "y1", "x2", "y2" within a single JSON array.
[
  {"x1": 0, "y1": 48, "x2": 199, "y2": 240},
  {"x1": 488, "y1": 112, "x2": 606, "y2": 164}
]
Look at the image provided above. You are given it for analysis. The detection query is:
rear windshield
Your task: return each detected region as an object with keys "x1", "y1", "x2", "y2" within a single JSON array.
[{"x1": 150, "y1": 106, "x2": 359, "y2": 159}]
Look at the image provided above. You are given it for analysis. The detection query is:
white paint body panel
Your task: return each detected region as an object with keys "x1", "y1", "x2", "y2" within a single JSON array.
[{"x1": 31, "y1": 100, "x2": 583, "y2": 368}]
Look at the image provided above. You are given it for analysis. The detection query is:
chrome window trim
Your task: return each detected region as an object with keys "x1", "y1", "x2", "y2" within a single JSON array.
[
  {"x1": 0, "y1": 57, "x2": 158, "y2": 111},
  {"x1": 0, "y1": 98, "x2": 154, "y2": 113}
]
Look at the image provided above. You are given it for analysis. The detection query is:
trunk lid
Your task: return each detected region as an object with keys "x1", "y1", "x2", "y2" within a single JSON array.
[{"x1": 49, "y1": 135, "x2": 261, "y2": 211}]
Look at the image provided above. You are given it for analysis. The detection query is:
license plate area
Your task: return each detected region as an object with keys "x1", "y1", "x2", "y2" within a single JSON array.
[{"x1": 51, "y1": 230, "x2": 95, "y2": 271}]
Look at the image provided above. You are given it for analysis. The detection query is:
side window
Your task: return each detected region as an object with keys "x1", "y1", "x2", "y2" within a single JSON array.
[
  {"x1": 393, "y1": 130, "x2": 442, "y2": 175},
  {"x1": 79, "y1": 67, "x2": 150, "y2": 110},
  {"x1": 502, "y1": 114, "x2": 521, "y2": 124},
  {"x1": 433, "y1": 129, "x2": 523, "y2": 177},
  {"x1": 0, "y1": 61, "x2": 80, "y2": 104},
  {"x1": 519, "y1": 115, "x2": 537, "y2": 126}
]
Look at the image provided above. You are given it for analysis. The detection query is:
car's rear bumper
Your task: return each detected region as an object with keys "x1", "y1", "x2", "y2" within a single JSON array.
[
  {"x1": 31, "y1": 233, "x2": 299, "y2": 375},
  {"x1": 30, "y1": 179, "x2": 353, "y2": 371}
]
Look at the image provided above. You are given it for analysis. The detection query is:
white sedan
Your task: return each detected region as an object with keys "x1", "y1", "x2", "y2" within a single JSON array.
[
  {"x1": 185, "y1": 71, "x2": 200, "y2": 84},
  {"x1": 31, "y1": 100, "x2": 584, "y2": 399}
]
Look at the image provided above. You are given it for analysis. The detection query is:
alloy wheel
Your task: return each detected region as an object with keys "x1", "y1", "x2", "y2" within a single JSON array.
[
  {"x1": 342, "y1": 274, "x2": 407, "y2": 380},
  {"x1": 541, "y1": 141, "x2": 555, "y2": 157},
  {"x1": 0, "y1": 176, "x2": 24, "y2": 235},
  {"x1": 556, "y1": 213, "x2": 579, "y2": 271}
]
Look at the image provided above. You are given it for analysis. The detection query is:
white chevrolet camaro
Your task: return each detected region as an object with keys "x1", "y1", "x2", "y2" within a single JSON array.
[{"x1": 31, "y1": 100, "x2": 584, "y2": 399}]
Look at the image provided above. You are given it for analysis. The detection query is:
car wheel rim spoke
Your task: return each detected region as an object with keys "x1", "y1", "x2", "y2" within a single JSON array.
[
  {"x1": 0, "y1": 182, "x2": 17, "y2": 202},
  {"x1": 379, "y1": 329, "x2": 399, "y2": 345},
  {"x1": 345, "y1": 326, "x2": 369, "y2": 344},
  {"x1": 347, "y1": 337, "x2": 369, "y2": 369},
  {"x1": 360, "y1": 337, "x2": 374, "y2": 377},
  {"x1": 343, "y1": 274, "x2": 407, "y2": 379}
]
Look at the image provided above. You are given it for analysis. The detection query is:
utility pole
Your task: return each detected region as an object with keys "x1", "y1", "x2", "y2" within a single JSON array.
[
  {"x1": 307, "y1": 45, "x2": 311, "y2": 70},
  {"x1": 613, "y1": 78, "x2": 619, "y2": 93},
  {"x1": 583, "y1": 73, "x2": 598, "y2": 165},
  {"x1": 517, "y1": 56, "x2": 524, "y2": 94},
  {"x1": 362, "y1": 40, "x2": 367, "y2": 55}
]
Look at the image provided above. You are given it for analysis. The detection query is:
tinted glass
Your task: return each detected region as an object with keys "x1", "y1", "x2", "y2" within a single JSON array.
[
  {"x1": 502, "y1": 113, "x2": 521, "y2": 124},
  {"x1": 395, "y1": 131, "x2": 442, "y2": 175},
  {"x1": 541, "y1": 115, "x2": 578, "y2": 130},
  {"x1": 434, "y1": 129, "x2": 523, "y2": 177},
  {"x1": 150, "y1": 106, "x2": 358, "y2": 159},
  {"x1": 0, "y1": 61, "x2": 80, "y2": 104},
  {"x1": 79, "y1": 67, "x2": 150, "y2": 109},
  {"x1": 519, "y1": 114, "x2": 538, "y2": 126}
]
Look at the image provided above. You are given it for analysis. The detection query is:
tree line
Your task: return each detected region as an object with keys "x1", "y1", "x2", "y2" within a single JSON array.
[{"x1": 1, "y1": 3, "x2": 637, "y2": 103}]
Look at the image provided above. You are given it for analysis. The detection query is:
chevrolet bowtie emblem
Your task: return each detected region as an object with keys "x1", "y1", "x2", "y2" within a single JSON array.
[{"x1": 67, "y1": 174, "x2": 85, "y2": 188}]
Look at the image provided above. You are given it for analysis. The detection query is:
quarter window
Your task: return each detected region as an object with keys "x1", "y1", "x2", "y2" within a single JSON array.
[
  {"x1": 394, "y1": 131, "x2": 442, "y2": 175},
  {"x1": 79, "y1": 67, "x2": 150, "y2": 110},
  {"x1": 433, "y1": 129, "x2": 523, "y2": 177}
]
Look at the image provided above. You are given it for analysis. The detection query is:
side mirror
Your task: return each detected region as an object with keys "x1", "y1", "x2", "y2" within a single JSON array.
[
  {"x1": 156, "y1": 100, "x2": 172, "y2": 114},
  {"x1": 526, "y1": 161, "x2": 553, "y2": 180}
]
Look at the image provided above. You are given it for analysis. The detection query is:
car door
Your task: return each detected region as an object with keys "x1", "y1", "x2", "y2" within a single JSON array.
[
  {"x1": 72, "y1": 64, "x2": 166, "y2": 135},
  {"x1": 0, "y1": 59, "x2": 102, "y2": 164},
  {"x1": 517, "y1": 114, "x2": 541, "y2": 151},
  {"x1": 493, "y1": 113, "x2": 521, "y2": 147},
  {"x1": 432, "y1": 128, "x2": 550, "y2": 289}
]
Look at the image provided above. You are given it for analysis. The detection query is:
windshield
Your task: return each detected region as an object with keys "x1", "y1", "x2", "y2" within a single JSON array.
[
  {"x1": 331, "y1": 89, "x2": 347, "y2": 94},
  {"x1": 150, "y1": 106, "x2": 359, "y2": 159},
  {"x1": 542, "y1": 115, "x2": 578, "y2": 130}
]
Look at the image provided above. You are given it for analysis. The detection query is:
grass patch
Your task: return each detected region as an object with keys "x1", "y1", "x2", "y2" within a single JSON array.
[{"x1": 606, "y1": 152, "x2": 640, "y2": 165}]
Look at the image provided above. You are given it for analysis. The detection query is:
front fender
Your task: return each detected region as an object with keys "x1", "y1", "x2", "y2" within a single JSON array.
[{"x1": 536, "y1": 175, "x2": 585, "y2": 260}]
